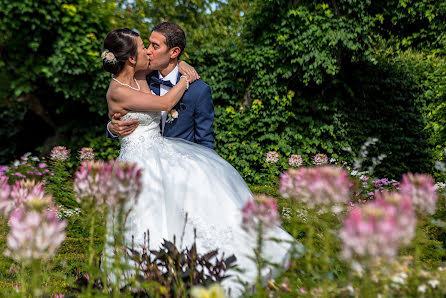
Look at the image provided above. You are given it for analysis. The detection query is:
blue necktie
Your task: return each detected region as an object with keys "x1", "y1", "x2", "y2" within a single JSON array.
[{"x1": 150, "y1": 77, "x2": 174, "y2": 87}]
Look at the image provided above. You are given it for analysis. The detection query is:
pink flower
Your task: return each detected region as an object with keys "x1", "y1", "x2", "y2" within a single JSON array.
[
  {"x1": 288, "y1": 154, "x2": 303, "y2": 167},
  {"x1": 0, "y1": 179, "x2": 51, "y2": 216},
  {"x1": 279, "y1": 166, "x2": 351, "y2": 210},
  {"x1": 242, "y1": 195, "x2": 281, "y2": 230},
  {"x1": 38, "y1": 163, "x2": 47, "y2": 168},
  {"x1": 50, "y1": 146, "x2": 70, "y2": 162},
  {"x1": 74, "y1": 160, "x2": 143, "y2": 210},
  {"x1": 312, "y1": 153, "x2": 328, "y2": 166},
  {"x1": 400, "y1": 173, "x2": 437, "y2": 215},
  {"x1": 79, "y1": 147, "x2": 95, "y2": 161},
  {"x1": 5, "y1": 207, "x2": 66, "y2": 263},
  {"x1": 340, "y1": 192, "x2": 416, "y2": 263},
  {"x1": 265, "y1": 151, "x2": 279, "y2": 164}
]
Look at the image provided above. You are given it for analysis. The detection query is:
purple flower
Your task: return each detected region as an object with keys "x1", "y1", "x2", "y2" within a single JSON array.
[
  {"x1": 242, "y1": 195, "x2": 281, "y2": 230},
  {"x1": 400, "y1": 173, "x2": 437, "y2": 215},
  {"x1": 265, "y1": 151, "x2": 279, "y2": 164},
  {"x1": 50, "y1": 146, "x2": 70, "y2": 162},
  {"x1": 279, "y1": 166, "x2": 351, "y2": 211},
  {"x1": 312, "y1": 153, "x2": 329, "y2": 166},
  {"x1": 288, "y1": 154, "x2": 303, "y2": 167},
  {"x1": 79, "y1": 147, "x2": 95, "y2": 161},
  {"x1": 38, "y1": 163, "x2": 47, "y2": 168}
]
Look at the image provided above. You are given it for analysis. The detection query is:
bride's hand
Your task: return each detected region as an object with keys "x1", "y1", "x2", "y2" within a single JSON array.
[{"x1": 178, "y1": 60, "x2": 200, "y2": 82}]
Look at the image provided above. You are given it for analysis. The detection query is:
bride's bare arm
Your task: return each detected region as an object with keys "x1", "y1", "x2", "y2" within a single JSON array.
[{"x1": 111, "y1": 76, "x2": 190, "y2": 112}]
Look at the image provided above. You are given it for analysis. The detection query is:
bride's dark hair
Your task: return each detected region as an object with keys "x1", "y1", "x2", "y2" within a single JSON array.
[{"x1": 102, "y1": 28, "x2": 139, "y2": 75}]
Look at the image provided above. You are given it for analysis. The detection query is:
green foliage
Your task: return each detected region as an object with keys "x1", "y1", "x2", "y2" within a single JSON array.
[
  {"x1": 126, "y1": 0, "x2": 246, "y2": 52},
  {"x1": 371, "y1": 0, "x2": 446, "y2": 53},
  {"x1": 0, "y1": 0, "x2": 116, "y2": 112}
]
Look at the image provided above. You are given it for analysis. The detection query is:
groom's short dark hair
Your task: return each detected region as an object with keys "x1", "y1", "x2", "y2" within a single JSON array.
[{"x1": 153, "y1": 22, "x2": 186, "y2": 56}]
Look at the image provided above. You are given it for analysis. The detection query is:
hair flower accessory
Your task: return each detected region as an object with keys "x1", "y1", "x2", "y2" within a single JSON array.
[
  {"x1": 166, "y1": 109, "x2": 178, "y2": 123},
  {"x1": 101, "y1": 49, "x2": 117, "y2": 64}
]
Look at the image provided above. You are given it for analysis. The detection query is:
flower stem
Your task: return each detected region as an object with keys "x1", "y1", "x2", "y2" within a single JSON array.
[
  {"x1": 30, "y1": 259, "x2": 41, "y2": 297},
  {"x1": 255, "y1": 223, "x2": 264, "y2": 295},
  {"x1": 305, "y1": 223, "x2": 314, "y2": 272},
  {"x1": 87, "y1": 214, "x2": 96, "y2": 297}
]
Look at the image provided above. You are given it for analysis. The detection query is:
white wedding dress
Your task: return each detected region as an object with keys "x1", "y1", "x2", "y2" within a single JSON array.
[{"x1": 116, "y1": 111, "x2": 301, "y2": 296}]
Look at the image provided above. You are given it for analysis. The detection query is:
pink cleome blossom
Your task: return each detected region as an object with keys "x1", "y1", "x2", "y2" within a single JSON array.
[
  {"x1": 340, "y1": 192, "x2": 416, "y2": 262},
  {"x1": 288, "y1": 154, "x2": 303, "y2": 167},
  {"x1": 312, "y1": 153, "x2": 328, "y2": 166},
  {"x1": 265, "y1": 151, "x2": 279, "y2": 164},
  {"x1": 242, "y1": 194, "x2": 281, "y2": 230},
  {"x1": 5, "y1": 207, "x2": 66, "y2": 263},
  {"x1": 50, "y1": 146, "x2": 70, "y2": 162},
  {"x1": 79, "y1": 147, "x2": 95, "y2": 161},
  {"x1": 0, "y1": 179, "x2": 50, "y2": 216},
  {"x1": 74, "y1": 160, "x2": 143, "y2": 210},
  {"x1": 279, "y1": 166, "x2": 351, "y2": 210},
  {"x1": 400, "y1": 173, "x2": 438, "y2": 215}
]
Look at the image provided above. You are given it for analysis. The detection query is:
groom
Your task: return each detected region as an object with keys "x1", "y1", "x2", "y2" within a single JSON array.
[{"x1": 107, "y1": 22, "x2": 215, "y2": 149}]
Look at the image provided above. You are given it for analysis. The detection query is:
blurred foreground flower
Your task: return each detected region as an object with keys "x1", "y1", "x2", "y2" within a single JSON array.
[
  {"x1": 312, "y1": 153, "x2": 328, "y2": 166},
  {"x1": 242, "y1": 194, "x2": 280, "y2": 230},
  {"x1": 265, "y1": 151, "x2": 279, "y2": 164},
  {"x1": 190, "y1": 283, "x2": 227, "y2": 298},
  {"x1": 279, "y1": 166, "x2": 351, "y2": 211},
  {"x1": 0, "y1": 179, "x2": 51, "y2": 216},
  {"x1": 79, "y1": 147, "x2": 95, "y2": 161},
  {"x1": 50, "y1": 146, "x2": 70, "y2": 162},
  {"x1": 74, "y1": 160, "x2": 143, "y2": 210},
  {"x1": 4, "y1": 207, "x2": 66, "y2": 263},
  {"x1": 400, "y1": 173, "x2": 437, "y2": 215},
  {"x1": 288, "y1": 154, "x2": 303, "y2": 167},
  {"x1": 340, "y1": 192, "x2": 416, "y2": 263}
]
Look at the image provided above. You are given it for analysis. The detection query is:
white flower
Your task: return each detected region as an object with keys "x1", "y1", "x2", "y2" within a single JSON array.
[
  {"x1": 428, "y1": 279, "x2": 439, "y2": 288},
  {"x1": 391, "y1": 273, "x2": 406, "y2": 285},
  {"x1": 31, "y1": 156, "x2": 40, "y2": 162},
  {"x1": 351, "y1": 261, "x2": 363, "y2": 276},
  {"x1": 346, "y1": 284, "x2": 354, "y2": 294},
  {"x1": 330, "y1": 158, "x2": 336, "y2": 163},
  {"x1": 13, "y1": 160, "x2": 20, "y2": 167},
  {"x1": 435, "y1": 182, "x2": 445, "y2": 191},
  {"x1": 350, "y1": 170, "x2": 358, "y2": 176},
  {"x1": 418, "y1": 284, "x2": 427, "y2": 293}
]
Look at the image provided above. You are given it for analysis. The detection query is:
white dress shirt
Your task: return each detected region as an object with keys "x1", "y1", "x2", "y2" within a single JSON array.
[{"x1": 159, "y1": 64, "x2": 179, "y2": 134}]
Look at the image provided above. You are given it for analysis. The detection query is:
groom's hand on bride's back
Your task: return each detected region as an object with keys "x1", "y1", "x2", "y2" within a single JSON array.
[{"x1": 108, "y1": 113, "x2": 139, "y2": 137}]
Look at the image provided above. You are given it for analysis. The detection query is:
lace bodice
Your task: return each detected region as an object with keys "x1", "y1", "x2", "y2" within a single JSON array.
[{"x1": 119, "y1": 111, "x2": 163, "y2": 149}]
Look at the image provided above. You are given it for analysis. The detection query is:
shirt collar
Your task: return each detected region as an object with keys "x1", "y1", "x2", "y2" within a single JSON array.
[{"x1": 159, "y1": 64, "x2": 179, "y2": 85}]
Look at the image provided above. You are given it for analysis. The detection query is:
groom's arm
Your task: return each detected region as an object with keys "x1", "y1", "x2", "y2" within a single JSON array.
[
  {"x1": 106, "y1": 121, "x2": 118, "y2": 139},
  {"x1": 106, "y1": 114, "x2": 139, "y2": 138},
  {"x1": 194, "y1": 84, "x2": 215, "y2": 149}
]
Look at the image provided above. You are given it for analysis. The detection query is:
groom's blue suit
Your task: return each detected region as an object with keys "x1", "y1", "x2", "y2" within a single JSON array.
[
  {"x1": 107, "y1": 71, "x2": 215, "y2": 150},
  {"x1": 147, "y1": 71, "x2": 215, "y2": 149}
]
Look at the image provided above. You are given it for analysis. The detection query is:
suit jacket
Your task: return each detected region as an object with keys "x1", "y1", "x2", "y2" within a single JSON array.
[{"x1": 147, "y1": 71, "x2": 215, "y2": 149}]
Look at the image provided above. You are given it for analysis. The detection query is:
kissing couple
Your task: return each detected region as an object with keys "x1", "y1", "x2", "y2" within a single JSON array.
[{"x1": 102, "y1": 22, "x2": 300, "y2": 296}]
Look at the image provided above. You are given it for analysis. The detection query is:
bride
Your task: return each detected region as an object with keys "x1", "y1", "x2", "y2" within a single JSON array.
[{"x1": 102, "y1": 28, "x2": 300, "y2": 296}]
